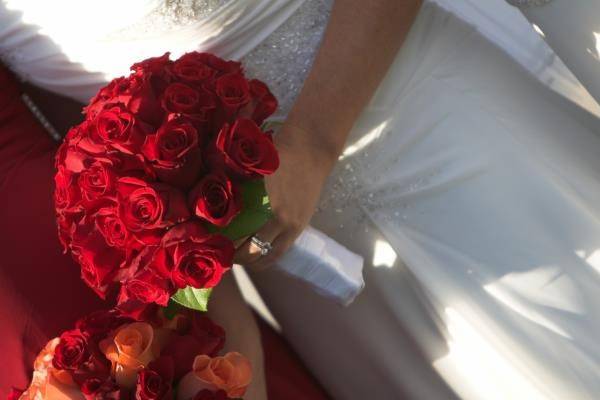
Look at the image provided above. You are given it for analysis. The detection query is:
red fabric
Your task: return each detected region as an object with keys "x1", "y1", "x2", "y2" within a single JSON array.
[
  {"x1": 257, "y1": 318, "x2": 332, "y2": 400},
  {"x1": 0, "y1": 65, "x2": 330, "y2": 400},
  {"x1": 0, "y1": 66, "x2": 107, "y2": 397}
]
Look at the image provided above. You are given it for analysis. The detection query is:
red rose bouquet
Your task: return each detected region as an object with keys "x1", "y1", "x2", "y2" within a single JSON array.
[
  {"x1": 53, "y1": 52, "x2": 279, "y2": 317},
  {"x1": 10, "y1": 308, "x2": 252, "y2": 400}
]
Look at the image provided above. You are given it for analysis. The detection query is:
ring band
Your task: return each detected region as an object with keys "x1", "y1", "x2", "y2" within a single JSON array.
[{"x1": 250, "y1": 235, "x2": 272, "y2": 256}]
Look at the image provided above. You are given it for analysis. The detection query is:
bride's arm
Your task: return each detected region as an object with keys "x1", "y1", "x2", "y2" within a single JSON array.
[{"x1": 235, "y1": 0, "x2": 423, "y2": 267}]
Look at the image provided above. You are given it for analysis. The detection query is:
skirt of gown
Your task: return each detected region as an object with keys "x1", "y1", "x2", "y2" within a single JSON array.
[
  {"x1": 0, "y1": 64, "x2": 331, "y2": 400},
  {"x1": 250, "y1": 3, "x2": 600, "y2": 400}
]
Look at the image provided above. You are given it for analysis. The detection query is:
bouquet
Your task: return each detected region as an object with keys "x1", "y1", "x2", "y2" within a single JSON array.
[
  {"x1": 9, "y1": 308, "x2": 252, "y2": 400},
  {"x1": 9, "y1": 52, "x2": 283, "y2": 399},
  {"x1": 53, "y1": 52, "x2": 279, "y2": 317}
]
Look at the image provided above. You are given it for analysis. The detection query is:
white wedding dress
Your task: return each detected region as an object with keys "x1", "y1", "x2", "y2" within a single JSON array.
[{"x1": 2, "y1": 0, "x2": 600, "y2": 399}]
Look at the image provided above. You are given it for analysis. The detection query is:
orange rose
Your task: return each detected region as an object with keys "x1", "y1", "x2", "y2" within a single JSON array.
[
  {"x1": 100, "y1": 322, "x2": 160, "y2": 388},
  {"x1": 19, "y1": 338, "x2": 84, "y2": 400},
  {"x1": 177, "y1": 352, "x2": 252, "y2": 399}
]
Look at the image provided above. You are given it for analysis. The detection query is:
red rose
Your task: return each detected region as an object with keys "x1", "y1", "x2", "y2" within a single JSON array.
[
  {"x1": 79, "y1": 160, "x2": 117, "y2": 203},
  {"x1": 117, "y1": 271, "x2": 173, "y2": 319},
  {"x1": 135, "y1": 357, "x2": 174, "y2": 400},
  {"x1": 131, "y1": 52, "x2": 173, "y2": 76},
  {"x1": 117, "y1": 177, "x2": 190, "y2": 233},
  {"x1": 117, "y1": 75, "x2": 157, "y2": 115},
  {"x1": 177, "y1": 52, "x2": 241, "y2": 78},
  {"x1": 76, "y1": 309, "x2": 133, "y2": 339},
  {"x1": 53, "y1": 329, "x2": 91, "y2": 371},
  {"x1": 118, "y1": 75, "x2": 165, "y2": 127},
  {"x1": 54, "y1": 165, "x2": 81, "y2": 211},
  {"x1": 60, "y1": 145, "x2": 127, "y2": 179},
  {"x1": 119, "y1": 271, "x2": 172, "y2": 306},
  {"x1": 142, "y1": 116, "x2": 204, "y2": 188},
  {"x1": 193, "y1": 390, "x2": 228, "y2": 400},
  {"x1": 86, "y1": 73, "x2": 165, "y2": 127},
  {"x1": 149, "y1": 221, "x2": 233, "y2": 290},
  {"x1": 88, "y1": 105, "x2": 146, "y2": 154},
  {"x1": 95, "y1": 207, "x2": 130, "y2": 249},
  {"x1": 188, "y1": 172, "x2": 241, "y2": 227},
  {"x1": 214, "y1": 73, "x2": 250, "y2": 117},
  {"x1": 70, "y1": 120, "x2": 113, "y2": 156},
  {"x1": 85, "y1": 82, "x2": 119, "y2": 119},
  {"x1": 161, "y1": 83, "x2": 216, "y2": 126},
  {"x1": 56, "y1": 209, "x2": 84, "y2": 252},
  {"x1": 209, "y1": 118, "x2": 279, "y2": 179},
  {"x1": 107, "y1": 151, "x2": 155, "y2": 180},
  {"x1": 71, "y1": 216, "x2": 134, "y2": 298},
  {"x1": 162, "y1": 313, "x2": 226, "y2": 380},
  {"x1": 248, "y1": 79, "x2": 278, "y2": 125},
  {"x1": 78, "y1": 251, "x2": 121, "y2": 298},
  {"x1": 80, "y1": 377, "x2": 122, "y2": 400},
  {"x1": 136, "y1": 371, "x2": 170, "y2": 400},
  {"x1": 172, "y1": 57, "x2": 217, "y2": 86}
]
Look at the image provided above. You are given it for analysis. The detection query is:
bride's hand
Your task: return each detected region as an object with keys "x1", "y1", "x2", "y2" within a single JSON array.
[{"x1": 234, "y1": 123, "x2": 336, "y2": 270}]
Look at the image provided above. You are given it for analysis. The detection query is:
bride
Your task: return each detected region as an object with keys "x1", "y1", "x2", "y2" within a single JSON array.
[{"x1": 1, "y1": 0, "x2": 600, "y2": 399}]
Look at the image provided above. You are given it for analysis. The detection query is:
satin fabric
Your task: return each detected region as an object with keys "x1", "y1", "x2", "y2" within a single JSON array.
[
  {"x1": 432, "y1": 0, "x2": 600, "y2": 117},
  {"x1": 251, "y1": 3, "x2": 600, "y2": 399},
  {"x1": 517, "y1": 0, "x2": 600, "y2": 107}
]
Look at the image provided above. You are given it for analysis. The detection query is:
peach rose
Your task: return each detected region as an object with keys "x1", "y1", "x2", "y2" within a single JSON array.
[
  {"x1": 177, "y1": 352, "x2": 252, "y2": 399},
  {"x1": 19, "y1": 338, "x2": 84, "y2": 400},
  {"x1": 100, "y1": 321, "x2": 160, "y2": 388}
]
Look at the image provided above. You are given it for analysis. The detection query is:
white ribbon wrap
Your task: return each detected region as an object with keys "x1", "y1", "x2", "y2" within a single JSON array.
[{"x1": 274, "y1": 226, "x2": 364, "y2": 306}]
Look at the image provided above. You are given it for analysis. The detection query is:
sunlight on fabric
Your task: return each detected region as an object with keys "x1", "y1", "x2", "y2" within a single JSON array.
[
  {"x1": 588, "y1": 32, "x2": 600, "y2": 61},
  {"x1": 481, "y1": 266, "x2": 581, "y2": 339},
  {"x1": 576, "y1": 248, "x2": 600, "y2": 274},
  {"x1": 532, "y1": 24, "x2": 545, "y2": 38},
  {"x1": 483, "y1": 283, "x2": 572, "y2": 339},
  {"x1": 4, "y1": 0, "x2": 156, "y2": 78},
  {"x1": 372, "y1": 239, "x2": 397, "y2": 268},
  {"x1": 340, "y1": 120, "x2": 389, "y2": 160},
  {"x1": 433, "y1": 308, "x2": 548, "y2": 400}
]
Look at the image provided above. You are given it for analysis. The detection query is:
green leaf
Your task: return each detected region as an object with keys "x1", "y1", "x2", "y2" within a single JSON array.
[
  {"x1": 171, "y1": 287, "x2": 212, "y2": 312},
  {"x1": 216, "y1": 179, "x2": 272, "y2": 241}
]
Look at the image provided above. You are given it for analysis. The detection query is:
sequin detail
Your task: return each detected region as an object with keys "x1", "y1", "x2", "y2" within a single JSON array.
[{"x1": 241, "y1": 0, "x2": 334, "y2": 118}]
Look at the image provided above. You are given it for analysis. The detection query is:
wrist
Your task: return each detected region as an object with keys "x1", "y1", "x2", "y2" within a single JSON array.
[{"x1": 278, "y1": 121, "x2": 342, "y2": 168}]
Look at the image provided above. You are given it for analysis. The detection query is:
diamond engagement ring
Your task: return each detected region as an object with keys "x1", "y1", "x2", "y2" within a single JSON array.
[{"x1": 250, "y1": 235, "x2": 273, "y2": 256}]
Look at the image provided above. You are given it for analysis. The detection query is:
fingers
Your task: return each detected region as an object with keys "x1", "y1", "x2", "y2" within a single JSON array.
[
  {"x1": 233, "y1": 219, "x2": 283, "y2": 267},
  {"x1": 247, "y1": 229, "x2": 299, "y2": 271}
]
